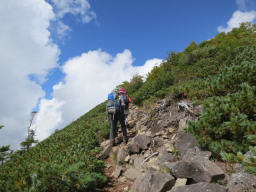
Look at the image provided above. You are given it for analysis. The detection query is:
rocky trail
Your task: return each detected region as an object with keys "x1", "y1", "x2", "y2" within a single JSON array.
[{"x1": 99, "y1": 94, "x2": 256, "y2": 192}]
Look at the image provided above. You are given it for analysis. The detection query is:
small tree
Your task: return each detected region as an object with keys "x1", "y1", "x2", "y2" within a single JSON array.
[
  {"x1": 20, "y1": 111, "x2": 38, "y2": 151},
  {"x1": 0, "y1": 125, "x2": 11, "y2": 165}
]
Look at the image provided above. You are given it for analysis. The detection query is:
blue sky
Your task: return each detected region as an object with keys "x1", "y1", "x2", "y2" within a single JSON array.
[
  {"x1": 1, "y1": 0, "x2": 256, "y2": 149},
  {"x1": 43, "y1": 0, "x2": 240, "y2": 99}
]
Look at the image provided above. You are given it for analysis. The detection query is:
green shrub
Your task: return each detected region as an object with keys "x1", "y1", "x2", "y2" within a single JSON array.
[{"x1": 237, "y1": 146, "x2": 256, "y2": 175}]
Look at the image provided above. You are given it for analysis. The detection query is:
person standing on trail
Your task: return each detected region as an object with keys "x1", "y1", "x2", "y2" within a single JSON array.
[
  {"x1": 119, "y1": 88, "x2": 132, "y2": 125},
  {"x1": 106, "y1": 88, "x2": 131, "y2": 146}
]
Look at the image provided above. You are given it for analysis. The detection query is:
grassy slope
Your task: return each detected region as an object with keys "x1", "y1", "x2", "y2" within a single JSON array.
[{"x1": 0, "y1": 103, "x2": 109, "y2": 191}]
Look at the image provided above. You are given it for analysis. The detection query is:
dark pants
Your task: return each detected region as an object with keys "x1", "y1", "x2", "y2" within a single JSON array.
[{"x1": 109, "y1": 112, "x2": 127, "y2": 145}]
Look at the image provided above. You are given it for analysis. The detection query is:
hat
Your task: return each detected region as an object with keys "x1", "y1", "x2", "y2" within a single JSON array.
[{"x1": 119, "y1": 88, "x2": 126, "y2": 93}]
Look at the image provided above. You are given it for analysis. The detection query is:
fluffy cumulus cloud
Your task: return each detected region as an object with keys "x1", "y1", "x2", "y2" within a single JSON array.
[
  {"x1": 0, "y1": 0, "x2": 59, "y2": 149},
  {"x1": 32, "y1": 50, "x2": 162, "y2": 141},
  {"x1": 218, "y1": 10, "x2": 256, "y2": 33}
]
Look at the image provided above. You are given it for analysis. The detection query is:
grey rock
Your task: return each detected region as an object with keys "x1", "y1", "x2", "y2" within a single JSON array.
[
  {"x1": 152, "y1": 137, "x2": 164, "y2": 147},
  {"x1": 170, "y1": 182, "x2": 227, "y2": 192},
  {"x1": 133, "y1": 155, "x2": 145, "y2": 171},
  {"x1": 128, "y1": 143, "x2": 140, "y2": 154},
  {"x1": 182, "y1": 147, "x2": 211, "y2": 161},
  {"x1": 117, "y1": 146, "x2": 129, "y2": 164},
  {"x1": 170, "y1": 159, "x2": 225, "y2": 183},
  {"x1": 158, "y1": 150, "x2": 179, "y2": 166},
  {"x1": 131, "y1": 169, "x2": 175, "y2": 192},
  {"x1": 99, "y1": 141, "x2": 112, "y2": 159},
  {"x1": 134, "y1": 134, "x2": 151, "y2": 150},
  {"x1": 111, "y1": 166, "x2": 125, "y2": 178},
  {"x1": 163, "y1": 162, "x2": 178, "y2": 171},
  {"x1": 175, "y1": 132, "x2": 199, "y2": 156},
  {"x1": 123, "y1": 167, "x2": 142, "y2": 180},
  {"x1": 227, "y1": 172, "x2": 256, "y2": 192}
]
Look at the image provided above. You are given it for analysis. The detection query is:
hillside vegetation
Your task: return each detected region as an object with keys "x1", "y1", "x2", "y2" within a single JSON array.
[
  {"x1": 0, "y1": 103, "x2": 109, "y2": 191},
  {"x1": 0, "y1": 23, "x2": 255, "y2": 191}
]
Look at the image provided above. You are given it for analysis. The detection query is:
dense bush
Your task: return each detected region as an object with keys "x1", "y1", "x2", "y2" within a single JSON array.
[{"x1": 187, "y1": 83, "x2": 256, "y2": 158}]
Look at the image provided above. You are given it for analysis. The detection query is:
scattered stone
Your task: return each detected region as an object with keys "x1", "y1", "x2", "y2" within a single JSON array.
[
  {"x1": 99, "y1": 140, "x2": 112, "y2": 159},
  {"x1": 158, "y1": 150, "x2": 179, "y2": 166},
  {"x1": 175, "y1": 132, "x2": 199, "y2": 156},
  {"x1": 152, "y1": 137, "x2": 164, "y2": 148},
  {"x1": 117, "y1": 146, "x2": 129, "y2": 164},
  {"x1": 124, "y1": 155, "x2": 130, "y2": 162},
  {"x1": 146, "y1": 157, "x2": 160, "y2": 170},
  {"x1": 131, "y1": 169, "x2": 175, "y2": 192},
  {"x1": 170, "y1": 182, "x2": 227, "y2": 192},
  {"x1": 167, "y1": 127, "x2": 174, "y2": 133},
  {"x1": 111, "y1": 166, "x2": 125, "y2": 178},
  {"x1": 227, "y1": 172, "x2": 256, "y2": 192},
  {"x1": 141, "y1": 152, "x2": 159, "y2": 166}
]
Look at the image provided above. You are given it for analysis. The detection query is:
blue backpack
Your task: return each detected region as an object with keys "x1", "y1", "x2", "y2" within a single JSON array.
[{"x1": 106, "y1": 92, "x2": 120, "y2": 114}]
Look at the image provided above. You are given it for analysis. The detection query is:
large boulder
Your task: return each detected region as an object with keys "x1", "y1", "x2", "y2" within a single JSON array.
[
  {"x1": 131, "y1": 169, "x2": 175, "y2": 192},
  {"x1": 165, "y1": 146, "x2": 225, "y2": 182},
  {"x1": 169, "y1": 182, "x2": 227, "y2": 192},
  {"x1": 128, "y1": 134, "x2": 151, "y2": 154},
  {"x1": 227, "y1": 172, "x2": 256, "y2": 192},
  {"x1": 175, "y1": 132, "x2": 198, "y2": 156},
  {"x1": 134, "y1": 134, "x2": 151, "y2": 150},
  {"x1": 170, "y1": 159, "x2": 225, "y2": 183}
]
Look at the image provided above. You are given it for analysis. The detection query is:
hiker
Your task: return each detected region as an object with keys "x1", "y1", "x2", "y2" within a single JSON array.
[
  {"x1": 106, "y1": 88, "x2": 131, "y2": 146},
  {"x1": 119, "y1": 88, "x2": 132, "y2": 125}
]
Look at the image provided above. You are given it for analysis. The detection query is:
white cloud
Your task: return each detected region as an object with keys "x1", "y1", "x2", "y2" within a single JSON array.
[
  {"x1": 0, "y1": 0, "x2": 59, "y2": 149},
  {"x1": 33, "y1": 49, "x2": 162, "y2": 141},
  {"x1": 136, "y1": 58, "x2": 162, "y2": 78},
  {"x1": 218, "y1": 10, "x2": 256, "y2": 33},
  {"x1": 34, "y1": 98, "x2": 64, "y2": 140},
  {"x1": 49, "y1": 0, "x2": 96, "y2": 37},
  {"x1": 55, "y1": 21, "x2": 72, "y2": 39}
]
